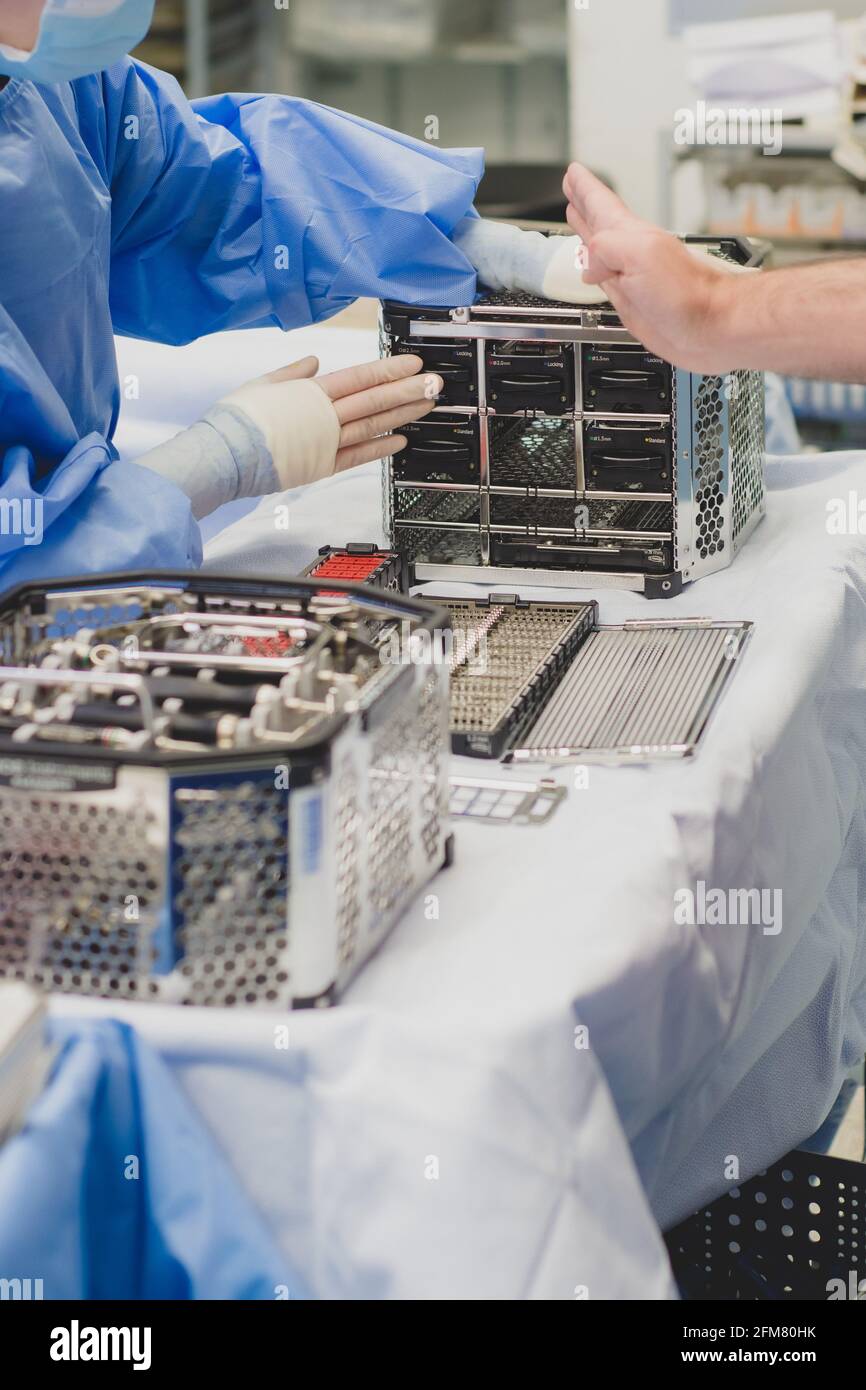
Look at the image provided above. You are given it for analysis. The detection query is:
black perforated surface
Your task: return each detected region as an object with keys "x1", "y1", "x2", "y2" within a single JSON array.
[{"x1": 666, "y1": 1148, "x2": 866, "y2": 1301}]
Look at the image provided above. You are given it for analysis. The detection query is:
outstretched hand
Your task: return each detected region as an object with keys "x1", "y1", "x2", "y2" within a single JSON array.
[
  {"x1": 562, "y1": 163, "x2": 743, "y2": 373},
  {"x1": 264, "y1": 354, "x2": 440, "y2": 473}
]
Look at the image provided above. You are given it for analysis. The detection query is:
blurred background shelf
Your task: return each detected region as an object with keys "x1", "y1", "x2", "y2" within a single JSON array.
[
  {"x1": 133, "y1": 0, "x2": 573, "y2": 211},
  {"x1": 133, "y1": 0, "x2": 260, "y2": 95},
  {"x1": 665, "y1": 136, "x2": 866, "y2": 258}
]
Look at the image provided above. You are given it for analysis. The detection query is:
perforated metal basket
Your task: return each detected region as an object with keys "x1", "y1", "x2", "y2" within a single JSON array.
[
  {"x1": 381, "y1": 235, "x2": 766, "y2": 598},
  {"x1": 0, "y1": 572, "x2": 453, "y2": 1010}
]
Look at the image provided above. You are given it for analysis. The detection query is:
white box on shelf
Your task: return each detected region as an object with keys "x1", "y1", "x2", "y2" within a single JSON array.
[
  {"x1": 684, "y1": 10, "x2": 844, "y2": 119},
  {"x1": 505, "y1": 0, "x2": 566, "y2": 57},
  {"x1": 288, "y1": 0, "x2": 438, "y2": 60}
]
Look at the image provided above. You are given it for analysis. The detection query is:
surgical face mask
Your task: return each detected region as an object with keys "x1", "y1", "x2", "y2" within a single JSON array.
[{"x1": 0, "y1": 0, "x2": 155, "y2": 85}]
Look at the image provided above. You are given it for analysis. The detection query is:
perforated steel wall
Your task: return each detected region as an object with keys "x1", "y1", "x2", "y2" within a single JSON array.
[
  {"x1": 333, "y1": 756, "x2": 362, "y2": 970},
  {"x1": 730, "y1": 369, "x2": 766, "y2": 547},
  {"x1": 0, "y1": 776, "x2": 165, "y2": 998},
  {"x1": 368, "y1": 706, "x2": 416, "y2": 925},
  {"x1": 172, "y1": 777, "x2": 290, "y2": 1008},
  {"x1": 417, "y1": 668, "x2": 448, "y2": 865},
  {"x1": 692, "y1": 375, "x2": 729, "y2": 566}
]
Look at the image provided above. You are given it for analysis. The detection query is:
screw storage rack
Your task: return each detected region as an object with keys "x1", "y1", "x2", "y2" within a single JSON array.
[
  {"x1": 666, "y1": 1147, "x2": 866, "y2": 1301},
  {"x1": 381, "y1": 235, "x2": 766, "y2": 597},
  {"x1": 425, "y1": 594, "x2": 751, "y2": 762},
  {"x1": 439, "y1": 595, "x2": 597, "y2": 757},
  {"x1": 302, "y1": 542, "x2": 405, "y2": 592},
  {"x1": 0, "y1": 572, "x2": 452, "y2": 1010}
]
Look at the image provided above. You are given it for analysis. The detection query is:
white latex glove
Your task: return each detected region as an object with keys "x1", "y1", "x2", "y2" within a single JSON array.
[
  {"x1": 137, "y1": 354, "x2": 441, "y2": 520},
  {"x1": 452, "y1": 216, "x2": 756, "y2": 309},
  {"x1": 220, "y1": 354, "x2": 442, "y2": 485},
  {"x1": 219, "y1": 359, "x2": 340, "y2": 489},
  {"x1": 452, "y1": 216, "x2": 608, "y2": 305}
]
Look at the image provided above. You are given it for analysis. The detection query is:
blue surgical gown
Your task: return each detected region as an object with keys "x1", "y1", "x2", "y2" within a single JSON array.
[
  {"x1": 0, "y1": 60, "x2": 482, "y2": 588},
  {"x1": 0, "y1": 1019, "x2": 299, "y2": 1298}
]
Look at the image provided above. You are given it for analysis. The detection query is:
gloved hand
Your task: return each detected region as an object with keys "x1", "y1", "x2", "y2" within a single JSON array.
[
  {"x1": 452, "y1": 216, "x2": 609, "y2": 306},
  {"x1": 220, "y1": 353, "x2": 442, "y2": 486},
  {"x1": 217, "y1": 356, "x2": 342, "y2": 490},
  {"x1": 453, "y1": 205, "x2": 757, "y2": 314},
  {"x1": 137, "y1": 353, "x2": 441, "y2": 519}
]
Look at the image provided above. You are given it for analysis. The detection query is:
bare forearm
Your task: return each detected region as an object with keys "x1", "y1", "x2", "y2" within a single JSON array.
[
  {"x1": 564, "y1": 163, "x2": 866, "y2": 382},
  {"x1": 714, "y1": 258, "x2": 866, "y2": 381}
]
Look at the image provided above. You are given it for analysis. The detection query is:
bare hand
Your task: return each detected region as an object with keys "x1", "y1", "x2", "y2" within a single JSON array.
[{"x1": 562, "y1": 164, "x2": 740, "y2": 373}]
